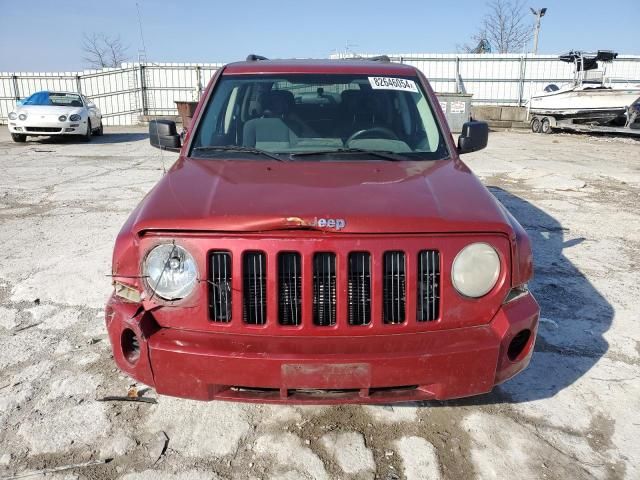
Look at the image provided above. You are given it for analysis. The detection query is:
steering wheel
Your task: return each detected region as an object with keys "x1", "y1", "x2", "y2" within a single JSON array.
[{"x1": 346, "y1": 127, "x2": 399, "y2": 145}]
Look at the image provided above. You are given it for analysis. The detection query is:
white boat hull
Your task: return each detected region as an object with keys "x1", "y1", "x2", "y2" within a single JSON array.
[{"x1": 529, "y1": 87, "x2": 640, "y2": 122}]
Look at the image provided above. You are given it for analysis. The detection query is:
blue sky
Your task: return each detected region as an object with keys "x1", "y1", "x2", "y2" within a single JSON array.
[{"x1": 1, "y1": 0, "x2": 638, "y2": 71}]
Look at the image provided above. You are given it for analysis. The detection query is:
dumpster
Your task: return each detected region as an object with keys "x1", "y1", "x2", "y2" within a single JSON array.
[
  {"x1": 435, "y1": 93, "x2": 473, "y2": 133},
  {"x1": 174, "y1": 101, "x2": 199, "y2": 129}
]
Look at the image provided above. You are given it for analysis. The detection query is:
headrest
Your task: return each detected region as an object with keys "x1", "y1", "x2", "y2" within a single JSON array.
[
  {"x1": 262, "y1": 90, "x2": 295, "y2": 116},
  {"x1": 341, "y1": 90, "x2": 363, "y2": 110}
]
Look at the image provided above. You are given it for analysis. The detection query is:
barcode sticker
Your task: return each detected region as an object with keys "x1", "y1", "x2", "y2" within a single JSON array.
[{"x1": 368, "y1": 77, "x2": 419, "y2": 92}]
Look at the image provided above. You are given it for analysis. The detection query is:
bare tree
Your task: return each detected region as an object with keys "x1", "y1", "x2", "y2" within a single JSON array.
[
  {"x1": 461, "y1": 0, "x2": 533, "y2": 53},
  {"x1": 457, "y1": 32, "x2": 492, "y2": 54},
  {"x1": 82, "y1": 33, "x2": 129, "y2": 68}
]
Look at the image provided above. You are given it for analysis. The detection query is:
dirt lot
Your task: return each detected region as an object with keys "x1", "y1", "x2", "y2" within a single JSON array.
[{"x1": 0, "y1": 128, "x2": 638, "y2": 480}]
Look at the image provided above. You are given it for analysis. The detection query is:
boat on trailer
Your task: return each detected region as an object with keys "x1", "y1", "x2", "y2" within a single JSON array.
[{"x1": 528, "y1": 50, "x2": 640, "y2": 135}]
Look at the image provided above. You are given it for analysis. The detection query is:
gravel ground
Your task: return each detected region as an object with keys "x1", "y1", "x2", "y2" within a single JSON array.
[{"x1": 0, "y1": 127, "x2": 638, "y2": 480}]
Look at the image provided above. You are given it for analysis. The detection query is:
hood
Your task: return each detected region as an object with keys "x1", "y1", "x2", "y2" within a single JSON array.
[
  {"x1": 17, "y1": 105, "x2": 83, "y2": 116},
  {"x1": 127, "y1": 157, "x2": 513, "y2": 235}
]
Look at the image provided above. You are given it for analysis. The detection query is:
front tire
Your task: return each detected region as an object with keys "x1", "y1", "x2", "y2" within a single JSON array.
[
  {"x1": 94, "y1": 120, "x2": 104, "y2": 136},
  {"x1": 83, "y1": 120, "x2": 92, "y2": 141},
  {"x1": 11, "y1": 133, "x2": 27, "y2": 143}
]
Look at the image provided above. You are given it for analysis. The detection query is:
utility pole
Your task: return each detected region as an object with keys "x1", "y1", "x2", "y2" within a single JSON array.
[{"x1": 530, "y1": 7, "x2": 547, "y2": 54}]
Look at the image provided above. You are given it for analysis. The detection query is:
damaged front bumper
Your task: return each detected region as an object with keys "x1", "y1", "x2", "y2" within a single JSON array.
[{"x1": 105, "y1": 292, "x2": 539, "y2": 404}]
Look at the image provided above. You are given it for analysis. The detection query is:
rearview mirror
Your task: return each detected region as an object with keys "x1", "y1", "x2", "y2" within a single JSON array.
[
  {"x1": 149, "y1": 120, "x2": 181, "y2": 152},
  {"x1": 457, "y1": 121, "x2": 489, "y2": 154}
]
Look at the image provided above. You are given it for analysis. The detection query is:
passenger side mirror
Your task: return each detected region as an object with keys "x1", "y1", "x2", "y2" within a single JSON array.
[
  {"x1": 457, "y1": 121, "x2": 489, "y2": 154},
  {"x1": 87, "y1": 102, "x2": 96, "y2": 108},
  {"x1": 149, "y1": 119, "x2": 181, "y2": 152}
]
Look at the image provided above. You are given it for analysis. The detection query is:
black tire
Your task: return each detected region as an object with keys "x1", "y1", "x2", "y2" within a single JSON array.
[
  {"x1": 11, "y1": 133, "x2": 27, "y2": 143},
  {"x1": 541, "y1": 117, "x2": 552, "y2": 134},
  {"x1": 83, "y1": 120, "x2": 92, "y2": 141},
  {"x1": 531, "y1": 117, "x2": 541, "y2": 133},
  {"x1": 94, "y1": 120, "x2": 104, "y2": 136}
]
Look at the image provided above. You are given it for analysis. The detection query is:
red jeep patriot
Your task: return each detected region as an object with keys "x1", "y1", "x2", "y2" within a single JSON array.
[{"x1": 105, "y1": 56, "x2": 539, "y2": 404}]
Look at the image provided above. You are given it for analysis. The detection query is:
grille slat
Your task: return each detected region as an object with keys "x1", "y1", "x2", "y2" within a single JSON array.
[
  {"x1": 278, "y1": 253, "x2": 302, "y2": 326},
  {"x1": 313, "y1": 253, "x2": 336, "y2": 326},
  {"x1": 383, "y1": 251, "x2": 406, "y2": 324},
  {"x1": 348, "y1": 252, "x2": 371, "y2": 325},
  {"x1": 243, "y1": 252, "x2": 267, "y2": 325},
  {"x1": 209, "y1": 252, "x2": 232, "y2": 322},
  {"x1": 417, "y1": 250, "x2": 440, "y2": 321}
]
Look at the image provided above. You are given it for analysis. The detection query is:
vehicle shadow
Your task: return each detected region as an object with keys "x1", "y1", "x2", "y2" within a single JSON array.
[
  {"x1": 26, "y1": 132, "x2": 148, "y2": 144},
  {"x1": 89, "y1": 132, "x2": 148, "y2": 144},
  {"x1": 419, "y1": 186, "x2": 613, "y2": 406}
]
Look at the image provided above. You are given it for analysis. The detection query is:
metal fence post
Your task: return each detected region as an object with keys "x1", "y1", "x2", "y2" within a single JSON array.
[
  {"x1": 139, "y1": 64, "x2": 147, "y2": 116},
  {"x1": 195, "y1": 65, "x2": 202, "y2": 99},
  {"x1": 75, "y1": 75, "x2": 82, "y2": 95},
  {"x1": 455, "y1": 57, "x2": 461, "y2": 94},
  {"x1": 517, "y1": 56, "x2": 526, "y2": 107},
  {"x1": 11, "y1": 74, "x2": 20, "y2": 100}
]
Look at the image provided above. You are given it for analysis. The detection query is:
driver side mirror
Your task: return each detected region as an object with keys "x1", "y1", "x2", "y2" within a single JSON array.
[
  {"x1": 457, "y1": 121, "x2": 489, "y2": 154},
  {"x1": 149, "y1": 119, "x2": 181, "y2": 152}
]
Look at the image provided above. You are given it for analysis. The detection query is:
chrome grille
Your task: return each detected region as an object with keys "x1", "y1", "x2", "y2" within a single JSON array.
[
  {"x1": 209, "y1": 251, "x2": 232, "y2": 322},
  {"x1": 243, "y1": 251, "x2": 266, "y2": 325},
  {"x1": 417, "y1": 250, "x2": 440, "y2": 321},
  {"x1": 278, "y1": 252, "x2": 302, "y2": 326},
  {"x1": 348, "y1": 252, "x2": 371, "y2": 325},
  {"x1": 313, "y1": 253, "x2": 336, "y2": 326},
  {"x1": 383, "y1": 251, "x2": 406, "y2": 324}
]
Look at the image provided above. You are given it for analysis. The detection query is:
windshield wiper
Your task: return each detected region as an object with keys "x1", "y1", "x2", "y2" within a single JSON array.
[
  {"x1": 191, "y1": 145, "x2": 286, "y2": 161},
  {"x1": 289, "y1": 148, "x2": 406, "y2": 161}
]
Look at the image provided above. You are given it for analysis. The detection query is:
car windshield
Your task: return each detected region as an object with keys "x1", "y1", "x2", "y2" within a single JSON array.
[
  {"x1": 22, "y1": 91, "x2": 83, "y2": 107},
  {"x1": 189, "y1": 74, "x2": 449, "y2": 161}
]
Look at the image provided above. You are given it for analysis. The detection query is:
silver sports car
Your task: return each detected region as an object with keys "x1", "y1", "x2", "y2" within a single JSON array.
[{"x1": 7, "y1": 91, "x2": 103, "y2": 142}]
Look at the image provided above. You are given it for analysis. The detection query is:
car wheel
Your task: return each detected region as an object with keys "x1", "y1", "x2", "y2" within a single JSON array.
[
  {"x1": 541, "y1": 117, "x2": 552, "y2": 134},
  {"x1": 530, "y1": 117, "x2": 541, "y2": 133},
  {"x1": 83, "y1": 120, "x2": 92, "y2": 141},
  {"x1": 95, "y1": 120, "x2": 104, "y2": 136},
  {"x1": 11, "y1": 133, "x2": 27, "y2": 142}
]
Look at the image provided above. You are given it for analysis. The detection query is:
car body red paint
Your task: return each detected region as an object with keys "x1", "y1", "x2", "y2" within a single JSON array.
[{"x1": 106, "y1": 58, "x2": 539, "y2": 403}]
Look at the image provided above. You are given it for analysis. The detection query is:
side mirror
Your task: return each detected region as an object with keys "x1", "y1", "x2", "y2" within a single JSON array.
[
  {"x1": 87, "y1": 102, "x2": 96, "y2": 108},
  {"x1": 149, "y1": 119, "x2": 181, "y2": 152},
  {"x1": 457, "y1": 121, "x2": 489, "y2": 154}
]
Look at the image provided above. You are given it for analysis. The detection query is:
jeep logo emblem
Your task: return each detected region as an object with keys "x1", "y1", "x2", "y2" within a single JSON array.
[{"x1": 311, "y1": 217, "x2": 346, "y2": 230}]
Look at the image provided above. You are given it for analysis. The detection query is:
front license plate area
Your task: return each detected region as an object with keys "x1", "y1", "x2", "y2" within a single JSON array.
[{"x1": 282, "y1": 363, "x2": 370, "y2": 389}]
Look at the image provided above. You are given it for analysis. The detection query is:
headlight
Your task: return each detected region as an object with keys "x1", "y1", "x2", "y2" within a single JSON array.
[
  {"x1": 143, "y1": 243, "x2": 198, "y2": 300},
  {"x1": 8, "y1": 112, "x2": 17, "y2": 120},
  {"x1": 452, "y1": 243, "x2": 500, "y2": 298},
  {"x1": 18, "y1": 113, "x2": 27, "y2": 121},
  {"x1": 69, "y1": 114, "x2": 81, "y2": 121},
  {"x1": 58, "y1": 115, "x2": 67, "y2": 122}
]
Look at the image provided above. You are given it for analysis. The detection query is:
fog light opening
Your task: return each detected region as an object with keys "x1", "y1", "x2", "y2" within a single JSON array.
[
  {"x1": 121, "y1": 328, "x2": 141, "y2": 364},
  {"x1": 508, "y1": 329, "x2": 531, "y2": 361}
]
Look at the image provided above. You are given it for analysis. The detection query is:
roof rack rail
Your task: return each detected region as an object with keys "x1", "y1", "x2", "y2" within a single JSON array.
[
  {"x1": 368, "y1": 55, "x2": 391, "y2": 63},
  {"x1": 246, "y1": 54, "x2": 269, "y2": 61}
]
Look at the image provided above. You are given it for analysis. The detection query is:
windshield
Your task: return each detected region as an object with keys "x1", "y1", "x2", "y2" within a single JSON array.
[
  {"x1": 22, "y1": 91, "x2": 83, "y2": 107},
  {"x1": 190, "y1": 74, "x2": 449, "y2": 161}
]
